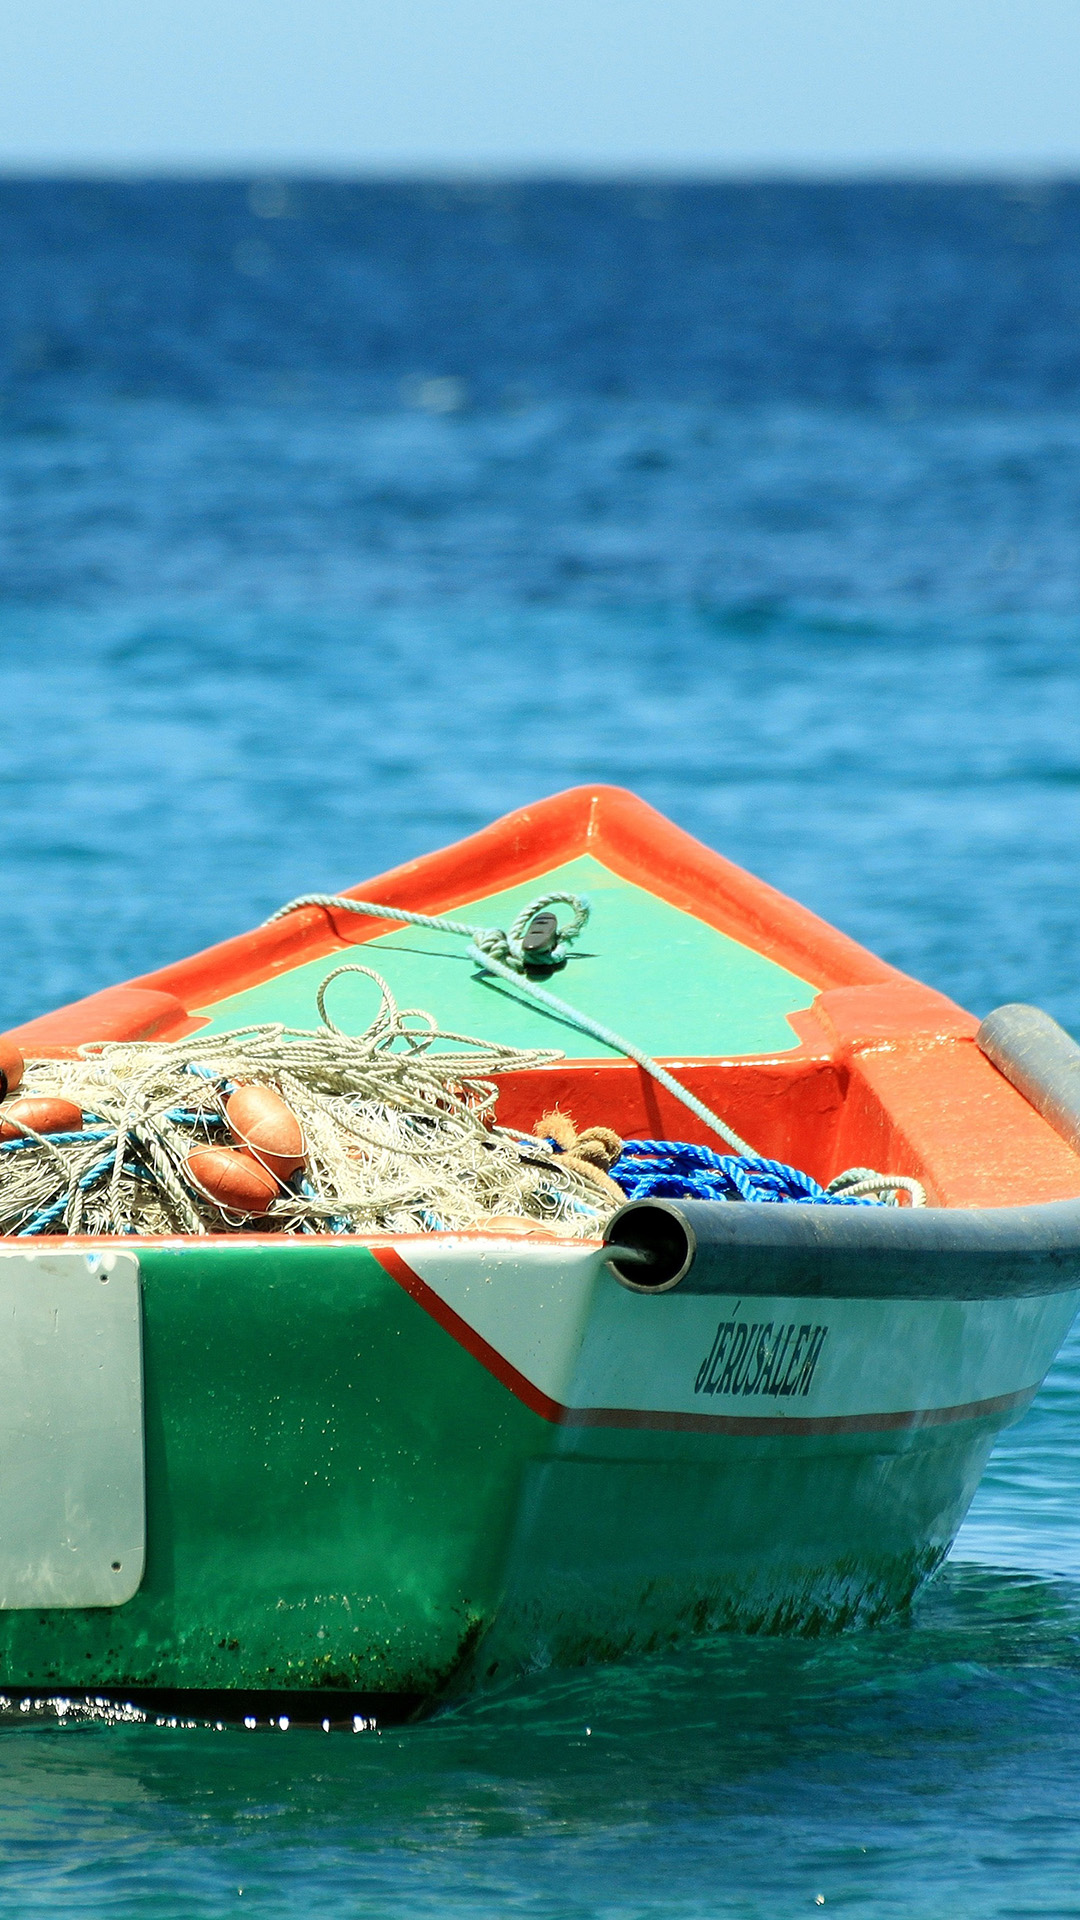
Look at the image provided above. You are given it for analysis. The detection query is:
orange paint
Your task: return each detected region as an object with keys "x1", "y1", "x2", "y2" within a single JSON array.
[{"x1": 473, "y1": 1216, "x2": 569, "y2": 1238}]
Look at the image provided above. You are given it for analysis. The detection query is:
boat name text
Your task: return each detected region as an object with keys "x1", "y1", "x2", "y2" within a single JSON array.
[{"x1": 694, "y1": 1316, "x2": 828, "y2": 1398}]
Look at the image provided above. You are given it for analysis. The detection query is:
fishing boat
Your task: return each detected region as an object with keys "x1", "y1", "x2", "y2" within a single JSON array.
[{"x1": 0, "y1": 783, "x2": 1078, "y2": 1717}]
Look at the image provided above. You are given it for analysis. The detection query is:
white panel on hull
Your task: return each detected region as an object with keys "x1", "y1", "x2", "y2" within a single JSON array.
[{"x1": 0, "y1": 1250, "x2": 143, "y2": 1608}]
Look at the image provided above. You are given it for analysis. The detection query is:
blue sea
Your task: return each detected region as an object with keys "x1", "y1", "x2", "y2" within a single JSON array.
[{"x1": 5, "y1": 177, "x2": 1080, "y2": 1916}]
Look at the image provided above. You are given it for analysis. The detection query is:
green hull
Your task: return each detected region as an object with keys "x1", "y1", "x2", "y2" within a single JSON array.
[{"x1": 0, "y1": 1239, "x2": 1042, "y2": 1700}]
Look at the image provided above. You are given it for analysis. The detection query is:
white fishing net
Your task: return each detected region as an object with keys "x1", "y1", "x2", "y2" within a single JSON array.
[{"x1": 0, "y1": 965, "x2": 618, "y2": 1240}]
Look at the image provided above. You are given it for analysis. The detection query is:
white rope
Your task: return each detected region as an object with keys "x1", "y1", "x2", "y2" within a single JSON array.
[
  {"x1": 462, "y1": 941, "x2": 756, "y2": 1155},
  {"x1": 266, "y1": 890, "x2": 591, "y2": 970},
  {"x1": 267, "y1": 890, "x2": 754, "y2": 1154}
]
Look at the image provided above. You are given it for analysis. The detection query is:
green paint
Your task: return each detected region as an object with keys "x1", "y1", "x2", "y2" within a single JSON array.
[
  {"x1": 485, "y1": 1440, "x2": 986, "y2": 1670},
  {"x1": 0, "y1": 1242, "x2": 543, "y2": 1696},
  {"x1": 194, "y1": 856, "x2": 817, "y2": 1060},
  {"x1": 0, "y1": 1240, "x2": 1015, "y2": 1697}
]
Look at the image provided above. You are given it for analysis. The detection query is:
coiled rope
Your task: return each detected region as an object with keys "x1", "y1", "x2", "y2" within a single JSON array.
[
  {"x1": 267, "y1": 889, "x2": 926, "y2": 1206},
  {"x1": 607, "y1": 1140, "x2": 923, "y2": 1207}
]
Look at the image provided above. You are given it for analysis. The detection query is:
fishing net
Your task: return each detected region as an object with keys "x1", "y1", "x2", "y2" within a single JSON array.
[{"x1": 0, "y1": 965, "x2": 617, "y2": 1240}]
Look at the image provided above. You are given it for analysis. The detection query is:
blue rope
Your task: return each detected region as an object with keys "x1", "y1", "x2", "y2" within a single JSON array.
[
  {"x1": 0, "y1": 1128, "x2": 112, "y2": 1153},
  {"x1": 14, "y1": 1150, "x2": 147, "y2": 1237},
  {"x1": 607, "y1": 1138, "x2": 882, "y2": 1206}
]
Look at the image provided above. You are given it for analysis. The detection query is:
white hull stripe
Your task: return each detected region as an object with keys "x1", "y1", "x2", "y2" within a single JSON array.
[{"x1": 372, "y1": 1246, "x2": 1041, "y2": 1437}]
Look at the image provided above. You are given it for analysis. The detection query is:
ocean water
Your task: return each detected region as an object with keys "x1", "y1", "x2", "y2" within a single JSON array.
[{"x1": 4, "y1": 179, "x2": 1080, "y2": 1915}]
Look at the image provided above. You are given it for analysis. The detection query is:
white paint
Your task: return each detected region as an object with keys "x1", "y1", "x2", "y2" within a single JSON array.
[
  {"x1": 0, "y1": 1252, "x2": 144, "y2": 1607},
  {"x1": 401, "y1": 1239, "x2": 1080, "y2": 1421},
  {"x1": 406, "y1": 1239, "x2": 600, "y2": 1406}
]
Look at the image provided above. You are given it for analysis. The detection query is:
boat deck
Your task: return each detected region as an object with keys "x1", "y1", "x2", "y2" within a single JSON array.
[{"x1": 193, "y1": 854, "x2": 819, "y2": 1060}]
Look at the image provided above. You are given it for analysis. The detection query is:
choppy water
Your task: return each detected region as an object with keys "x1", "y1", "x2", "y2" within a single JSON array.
[{"x1": 4, "y1": 180, "x2": 1080, "y2": 1915}]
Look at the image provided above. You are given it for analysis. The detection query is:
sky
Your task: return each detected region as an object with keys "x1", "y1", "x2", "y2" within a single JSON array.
[{"x1": 2, "y1": 0, "x2": 1080, "y2": 175}]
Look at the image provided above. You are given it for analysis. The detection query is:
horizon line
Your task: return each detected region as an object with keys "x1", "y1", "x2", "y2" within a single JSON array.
[{"x1": 2, "y1": 162, "x2": 1080, "y2": 186}]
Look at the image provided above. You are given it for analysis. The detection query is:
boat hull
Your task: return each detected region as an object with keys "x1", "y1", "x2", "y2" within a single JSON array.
[
  {"x1": 0, "y1": 1233, "x2": 1071, "y2": 1701},
  {"x1": 3, "y1": 789, "x2": 1080, "y2": 1703}
]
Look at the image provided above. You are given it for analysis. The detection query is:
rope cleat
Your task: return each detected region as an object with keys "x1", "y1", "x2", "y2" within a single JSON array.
[{"x1": 520, "y1": 910, "x2": 560, "y2": 964}]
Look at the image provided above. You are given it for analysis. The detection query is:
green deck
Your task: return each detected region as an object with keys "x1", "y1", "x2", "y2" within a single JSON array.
[{"x1": 196, "y1": 855, "x2": 817, "y2": 1058}]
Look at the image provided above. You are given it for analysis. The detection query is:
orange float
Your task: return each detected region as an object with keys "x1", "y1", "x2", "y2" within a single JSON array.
[
  {"x1": 186, "y1": 1146, "x2": 280, "y2": 1217},
  {"x1": 225, "y1": 1084, "x2": 306, "y2": 1180},
  {"x1": 0, "y1": 1041, "x2": 24, "y2": 1103},
  {"x1": 0, "y1": 1096, "x2": 84, "y2": 1140}
]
